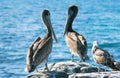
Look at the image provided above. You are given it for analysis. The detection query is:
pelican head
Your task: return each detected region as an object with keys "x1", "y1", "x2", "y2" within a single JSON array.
[
  {"x1": 63, "y1": 5, "x2": 78, "y2": 37},
  {"x1": 68, "y1": 5, "x2": 78, "y2": 18},
  {"x1": 42, "y1": 10, "x2": 57, "y2": 42}
]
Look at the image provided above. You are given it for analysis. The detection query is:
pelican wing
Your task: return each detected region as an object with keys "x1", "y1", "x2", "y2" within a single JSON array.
[
  {"x1": 31, "y1": 37, "x2": 41, "y2": 52},
  {"x1": 94, "y1": 47, "x2": 113, "y2": 65},
  {"x1": 78, "y1": 34, "x2": 87, "y2": 47},
  {"x1": 77, "y1": 33, "x2": 87, "y2": 54},
  {"x1": 26, "y1": 37, "x2": 41, "y2": 64},
  {"x1": 28, "y1": 37, "x2": 41, "y2": 51},
  {"x1": 25, "y1": 37, "x2": 42, "y2": 72},
  {"x1": 67, "y1": 32, "x2": 86, "y2": 50},
  {"x1": 32, "y1": 37, "x2": 52, "y2": 66},
  {"x1": 96, "y1": 47, "x2": 110, "y2": 57},
  {"x1": 33, "y1": 37, "x2": 41, "y2": 45},
  {"x1": 67, "y1": 32, "x2": 83, "y2": 45}
]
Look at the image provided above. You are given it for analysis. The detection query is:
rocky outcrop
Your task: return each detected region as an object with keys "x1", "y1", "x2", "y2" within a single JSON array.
[
  {"x1": 69, "y1": 71, "x2": 120, "y2": 78},
  {"x1": 25, "y1": 61, "x2": 120, "y2": 78}
]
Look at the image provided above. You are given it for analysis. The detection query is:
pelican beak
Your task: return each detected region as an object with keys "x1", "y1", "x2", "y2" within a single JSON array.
[
  {"x1": 50, "y1": 24, "x2": 57, "y2": 42},
  {"x1": 63, "y1": 14, "x2": 69, "y2": 37},
  {"x1": 63, "y1": 8, "x2": 73, "y2": 37},
  {"x1": 52, "y1": 27, "x2": 57, "y2": 42},
  {"x1": 46, "y1": 15, "x2": 57, "y2": 42},
  {"x1": 63, "y1": 24, "x2": 68, "y2": 37}
]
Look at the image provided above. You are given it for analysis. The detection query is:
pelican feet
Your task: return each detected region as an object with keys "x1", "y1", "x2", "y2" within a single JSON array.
[{"x1": 44, "y1": 63, "x2": 50, "y2": 72}]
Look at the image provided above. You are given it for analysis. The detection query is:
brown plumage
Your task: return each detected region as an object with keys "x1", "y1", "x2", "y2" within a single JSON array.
[
  {"x1": 24, "y1": 10, "x2": 57, "y2": 73},
  {"x1": 63, "y1": 5, "x2": 89, "y2": 62},
  {"x1": 91, "y1": 41, "x2": 114, "y2": 73}
]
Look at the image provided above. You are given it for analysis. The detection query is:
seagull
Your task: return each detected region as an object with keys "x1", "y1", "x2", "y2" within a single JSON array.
[{"x1": 91, "y1": 41, "x2": 114, "y2": 73}]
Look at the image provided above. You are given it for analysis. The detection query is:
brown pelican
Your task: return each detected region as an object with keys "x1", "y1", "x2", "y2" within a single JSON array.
[
  {"x1": 24, "y1": 10, "x2": 57, "y2": 73},
  {"x1": 91, "y1": 41, "x2": 114, "y2": 73},
  {"x1": 63, "y1": 5, "x2": 89, "y2": 62}
]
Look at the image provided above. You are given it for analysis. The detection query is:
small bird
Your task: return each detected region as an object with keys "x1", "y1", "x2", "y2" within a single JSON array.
[
  {"x1": 24, "y1": 10, "x2": 57, "y2": 73},
  {"x1": 91, "y1": 41, "x2": 114, "y2": 73},
  {"x1": 63, "y1": 5, "x2": 89, "y2": 62}
]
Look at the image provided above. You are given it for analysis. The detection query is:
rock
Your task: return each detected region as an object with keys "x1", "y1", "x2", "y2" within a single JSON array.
[
  {"x1": 26, "y1": 71, "x2": 68, "y2": 78},
  {"x1": 53, "y1": 71, "x2": 68, "y2": 78},
  {"x1": 25, "y1": 61, "x2": 120, "y2": 78},
  {"x1": 80, "y1": 66, "x2": 98, "y2": 73},
  {"x1": 26, "y1": 72, "x2": 53, "y2": 78},
  {"x1": 69, "y1": 71, "x2": 120, "y2": 78},
  {"x1": 51, "y1": 61, "x2": 87, "y2": 74}
]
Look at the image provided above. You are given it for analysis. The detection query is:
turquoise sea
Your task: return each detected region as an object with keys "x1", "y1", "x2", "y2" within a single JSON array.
[{"x1": 0, "y1": 0, "x2": 120, "y2": 78}]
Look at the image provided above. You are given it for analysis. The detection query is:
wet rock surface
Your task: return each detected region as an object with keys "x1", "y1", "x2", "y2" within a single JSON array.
[
  {"x1": 25, "y1": 61, "x2": 120, "y2": 78},
  {"x1": 69, "y1": 71, "x2": 120, "y2": 78}
]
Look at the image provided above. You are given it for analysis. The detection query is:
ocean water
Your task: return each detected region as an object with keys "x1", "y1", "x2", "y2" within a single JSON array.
[{"x1": 0, "y1": 0, "x2": 120, "y2": 78}]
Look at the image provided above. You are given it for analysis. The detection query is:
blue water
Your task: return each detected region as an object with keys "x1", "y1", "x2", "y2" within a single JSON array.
[{"x1": 0, "y1": 0, "x2": 120, "y2": 78}]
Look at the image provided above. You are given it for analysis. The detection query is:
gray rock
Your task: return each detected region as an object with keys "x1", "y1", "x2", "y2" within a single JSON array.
[
  {"x1": 51, "y1": 61, "x2": 82, "y2": 74},
  {"x1": 26, "y1": 71, "x2": 68, "y2": 78},
  {"x1": 69, "y1": 71, "x2": 120, "y2": 78},
  {"x1": 25, "y1": 61, "x2": 120, "y2": 78},
  {"x1": 80, "y1": 66, "x2": 98, "y2": 73},
  {"x1": 26, "y1": 72, "x2": 53, "y2": 78}
]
